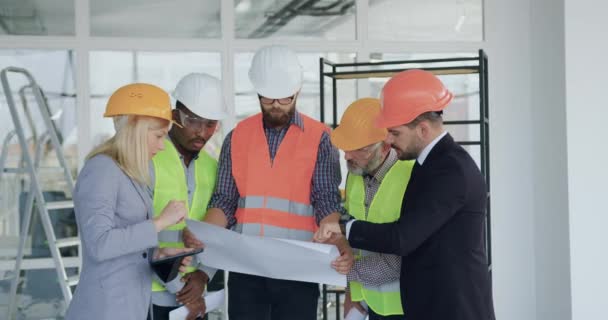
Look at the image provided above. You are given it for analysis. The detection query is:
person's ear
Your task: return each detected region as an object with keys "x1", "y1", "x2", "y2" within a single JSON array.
[{"x1": 417, "y1": 121, "x2": 430, "y2": 139}]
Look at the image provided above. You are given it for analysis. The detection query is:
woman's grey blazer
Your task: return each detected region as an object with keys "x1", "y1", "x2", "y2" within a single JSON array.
[{"x1": 65, "y1": 155, "x2": 158, "y2": 320}]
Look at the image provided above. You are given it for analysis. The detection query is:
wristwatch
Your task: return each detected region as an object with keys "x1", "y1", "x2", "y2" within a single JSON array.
[{"x1": 339, "y1": 221, "x2": 347, "y2": 236}]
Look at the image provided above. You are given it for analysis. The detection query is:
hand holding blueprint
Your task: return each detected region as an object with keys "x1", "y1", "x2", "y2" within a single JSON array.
[
  {"x1": 169, "y1": 289, "x2": 225, "y2": 320},
  {"x1": 186, "y1": 219, "x2": 346, "y2": 286}
]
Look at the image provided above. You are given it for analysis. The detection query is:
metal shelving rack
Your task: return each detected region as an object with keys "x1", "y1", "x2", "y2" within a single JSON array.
[{"x1": 319, "y1": 50, "x2": 490, "y2": 320}]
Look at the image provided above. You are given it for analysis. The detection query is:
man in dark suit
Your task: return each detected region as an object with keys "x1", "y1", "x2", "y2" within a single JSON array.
[{"x1": 316, "y1": 69, "x2": 496, "y2": 320}]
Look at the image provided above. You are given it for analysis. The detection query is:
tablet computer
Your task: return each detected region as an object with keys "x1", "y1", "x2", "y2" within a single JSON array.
[{"x1": 149, "y1": 248, "x2": 204, "y2": 283}]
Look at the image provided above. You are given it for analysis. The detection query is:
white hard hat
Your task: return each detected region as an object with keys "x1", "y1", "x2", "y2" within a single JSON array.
[
  {"x1": 248, "y1": 45, "x2": 303, "y2": 99},
  {"x1": 172, "y1": 73, "x2": 228, "y2": 120}
]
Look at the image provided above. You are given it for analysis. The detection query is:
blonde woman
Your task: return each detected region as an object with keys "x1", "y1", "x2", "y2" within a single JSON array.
[{"x1": 65, "y1": 84, "x2": 188, "y2": 320}]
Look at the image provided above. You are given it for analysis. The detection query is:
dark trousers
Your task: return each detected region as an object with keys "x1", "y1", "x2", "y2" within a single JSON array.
[
  {"x1": 149, "y1": 304, "x2": 206, "y2": 320},
  {"x1": 228, "y1": 272, "x2": 319, "y2": 320},
  {"x1": 368, "y1": 307, "x2": 406, "y2": 320},
  {"x1": 148, "y1": 271, "x2": 224, "y2": 320}
]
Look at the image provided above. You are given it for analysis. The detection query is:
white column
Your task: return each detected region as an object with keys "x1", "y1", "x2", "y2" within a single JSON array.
[
  {"x1": 564, "y1": 0, "x2": 608, "y2": 319},
  {"x1": 529, "y1": 0, "x2": 572, "y2": 319},
  {"x1": 74, "y1": 0, "x2": 91, "y2": 169},
  {"x1": 484, "y1": 0, "x2": 538, "y2": 319}
]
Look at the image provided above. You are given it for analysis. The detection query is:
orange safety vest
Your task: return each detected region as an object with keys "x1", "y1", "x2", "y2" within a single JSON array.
[{"x1": 231, "y1": 113, "x2": 327, "y2": 241}]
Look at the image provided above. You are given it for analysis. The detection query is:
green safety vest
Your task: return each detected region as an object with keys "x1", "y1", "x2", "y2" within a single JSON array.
[
  {"x1": 151, "y1": 139, "x2": 217, "y2": 292},
  {"x1": 345, "y1": 160, "x2": 414, "y2": 316}
]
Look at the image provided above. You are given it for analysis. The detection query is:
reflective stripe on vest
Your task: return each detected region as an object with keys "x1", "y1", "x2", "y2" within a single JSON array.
[
  {"x1": 346, "y1": 160, "x2": 414, "y2": 316},
  {"x1": 238, "y1": 196, "x2": 314, "y2": 216},
  {"x1": 151, "y1": 139, "x2": 217, "y2": 292},
  {"x1": 231, "y1": 113, "x2": 327, "y2": 240},
  {"x1": 234, "y1": 223, "x2": 314, "y2": 241}
]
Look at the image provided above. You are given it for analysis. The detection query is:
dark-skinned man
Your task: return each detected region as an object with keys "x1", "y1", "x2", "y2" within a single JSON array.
[{"x1": 149, "y1": 73, "x2": 227, "y2": 320}]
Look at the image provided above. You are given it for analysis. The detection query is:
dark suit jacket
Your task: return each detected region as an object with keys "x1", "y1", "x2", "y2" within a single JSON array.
[{"x1": 349, "y1": 133, "x2": 495, "y2": 320}]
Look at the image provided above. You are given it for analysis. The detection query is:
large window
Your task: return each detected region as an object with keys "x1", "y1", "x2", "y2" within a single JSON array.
[
  {"x1": 0, "y1": 0, "x2": 75, "y2": 36},
  {"x1": 368, "y1": 0, "x2": 483, "y2": 41},
  {"x1": 90, "y1": 0, "x2": 222, "y2": 38},
  {"x1": 89, "y1": 51, "x2": 223, "y2": 157},
  {"x1": 234, "y1": 0, "x2": 356, "y2": 40}
]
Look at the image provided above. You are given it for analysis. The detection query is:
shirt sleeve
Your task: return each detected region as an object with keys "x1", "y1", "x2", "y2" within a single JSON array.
[
  {"x1": 346, "y1": 252, "x2": 402, "y2": 287},
  {"x1": 310, "y1": 131, "x2": 346, "y2": 224},
  {"x1": 75, "y1": 156, "x2": 158, "y2": 263},
  {"x1": 207, "y1": 131, "x2": 239, "y2": 228}
]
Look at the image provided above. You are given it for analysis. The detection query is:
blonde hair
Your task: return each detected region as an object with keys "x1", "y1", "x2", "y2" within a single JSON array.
[{"x1": 87, "y1": 115, "x2": 169, "y2": 185}]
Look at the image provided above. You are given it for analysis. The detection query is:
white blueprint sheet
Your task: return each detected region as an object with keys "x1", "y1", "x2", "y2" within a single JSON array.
[
  {"x1": 345, "y1": 301, "x2": 368, "y2": 320},
  {"x1": 186, "y1": 219, "x2": 346, "y2": 287},
  {"x1": 345, "y1": 308, "x2": 368, "y2": 320}
]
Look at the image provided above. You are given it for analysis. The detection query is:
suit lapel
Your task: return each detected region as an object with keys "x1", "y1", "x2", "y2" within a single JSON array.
[
  {"x1": 423, "y1": 133, "x2": 454, "y2": 165},
  {"x1": 128, "y1": 177, "x2": 153, "y2": 219},
  {"x1": 398, "y1": 134, "x2": 454, "y2": 219}
]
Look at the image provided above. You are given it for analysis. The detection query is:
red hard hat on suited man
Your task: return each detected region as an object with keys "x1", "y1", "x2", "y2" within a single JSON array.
[{"x1": 375, "y1": 69, "x2": 453, "y2": 128}]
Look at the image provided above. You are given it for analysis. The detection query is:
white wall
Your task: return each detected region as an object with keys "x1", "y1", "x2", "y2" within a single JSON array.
[
  {"x1": 487, "y1": 0, "x2": 608, "y2": 318},
  {"x1": 564, "y1": 0, "x2": 608, "y2": 318},
  {"x1": 530, "y1": 0, "x2": 572, "y2": 319},
  {"x1": 485, "y1": 0, "x2": 538, "y2": 319}
]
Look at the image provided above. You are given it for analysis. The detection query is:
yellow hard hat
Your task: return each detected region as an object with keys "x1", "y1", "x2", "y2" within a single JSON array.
[
  {"x1": 331, "y1": 98, "x2": 388, "y2": 151},
  {"x1": 104, "y1": 83, "x2": 177, "y2": 125}
]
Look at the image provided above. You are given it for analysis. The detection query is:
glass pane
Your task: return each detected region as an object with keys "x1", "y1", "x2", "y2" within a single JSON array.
[
  {"x1": 0, "y1": 0, "x2": 75, "y2": 36},
  {"x1": 0, "y1": 49, "x2": 77, "y2": 319},
  {"x1": 89, "y1": 51, "x2": 223, "y2": 158},
  {"x1": 90, "y1": 0, "x2": 221, "y2": 38},
  {"x1": 234, "y1": 0, "x2": 356, "y2": 40},
  {"x1": 368, "y1": 0, "x2": 483, "y2": 41}
]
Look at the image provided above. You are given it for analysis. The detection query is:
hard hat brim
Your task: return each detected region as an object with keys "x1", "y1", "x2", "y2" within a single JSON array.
[
  {"x1": 375, "y1": 91, "x2": 453, "y2": 129},
  {"x1": 331, "y1": 124, "x2": 387, "y2": 152},
  {"x1": 196, "y1": 109, "x2": 228, "y2": 121},
  {"x1": 103, "y1": 110, "x2": 182, "y2": 128},
  {"x1": 330, "y1": 126, "x2": 361, "y2": 151}
]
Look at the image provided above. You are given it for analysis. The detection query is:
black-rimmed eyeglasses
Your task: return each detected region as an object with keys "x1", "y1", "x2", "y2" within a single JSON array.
[{"x1": 258, "y1": 94, "x2": 295, "y2": 105}]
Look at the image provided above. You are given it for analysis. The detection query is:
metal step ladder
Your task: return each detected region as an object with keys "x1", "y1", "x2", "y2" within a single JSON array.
[{"x1": 0, "y1": 66, "x2": 78, "y2": 319}]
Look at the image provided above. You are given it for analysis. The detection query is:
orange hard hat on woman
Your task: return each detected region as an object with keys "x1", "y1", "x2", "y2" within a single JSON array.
[
  {"x1": 375, "y1": 69, "x2": 453, "y2": 128},
  {"x1": 104, "y1": 83, "x2": 179, "y2": 126}
]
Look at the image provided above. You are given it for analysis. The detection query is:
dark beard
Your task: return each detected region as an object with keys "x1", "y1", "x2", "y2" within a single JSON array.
[
  {"x1": 261, "y1": 105, "x2": 295, "y2": 128},
  {"x1": 393, "y1": 136, "x2": 424, "y2": 161},
  {"x1": 397, "y1": 150, "x2": 418, "y2": 161},
  {"x1": 395, "y1": 142, "x2": 422, "y2": 161}
]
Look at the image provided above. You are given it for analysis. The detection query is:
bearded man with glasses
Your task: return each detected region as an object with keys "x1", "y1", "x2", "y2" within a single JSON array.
[{"x1": 197, "y1": 45, "x2": 351, "y2": 320}]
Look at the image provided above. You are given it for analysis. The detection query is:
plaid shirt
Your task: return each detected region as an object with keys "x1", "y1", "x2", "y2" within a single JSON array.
[
  {"x1": 208, "y1": 111, "x2": 343, "y2": 228},
  {"x1": 346, "y1": 149, "x2": 402, "y2": 288}
]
